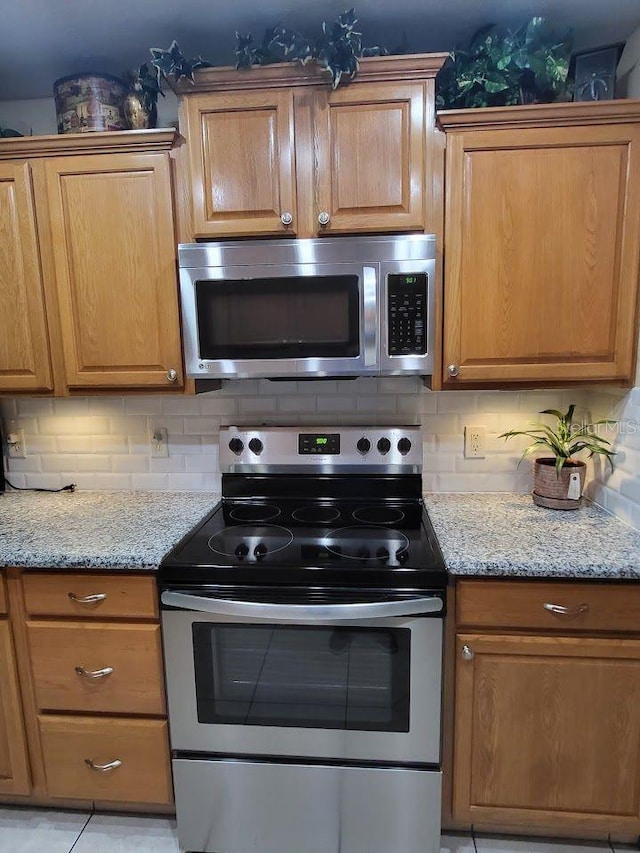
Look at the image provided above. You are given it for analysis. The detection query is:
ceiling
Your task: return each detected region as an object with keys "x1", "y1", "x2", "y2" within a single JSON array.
[{"x1": 3, "y1": 0, "x2": 640, "y2": 101}]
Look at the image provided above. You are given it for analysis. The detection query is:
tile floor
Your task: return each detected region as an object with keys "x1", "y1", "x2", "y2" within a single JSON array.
[{"x1": 0, "y1": 808, "x2": 632, "y2": 853}]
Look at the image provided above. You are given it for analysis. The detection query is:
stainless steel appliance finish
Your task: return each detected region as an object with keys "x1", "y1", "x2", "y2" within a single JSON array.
[
  {"x1": 161, "y1": 602, "x2": 442, "y2": 763},
  {"x1": 173, "y1": 758, "x2": 442, "y2": 853},
  {"x1": 178, "y1": 234, "x2": 436, "y2": 380},
  {"x1": 159, "y1": 425, "x2": 445, "y2": 853}
]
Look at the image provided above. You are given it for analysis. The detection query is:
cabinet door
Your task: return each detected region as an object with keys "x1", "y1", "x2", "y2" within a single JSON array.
[
  {"x1": 0, "y1": 162, "x2": 52, "y2": 392},
  {"x1": 443, "y1": 123, "x2": 640, "y2": 384},
  {"x1": 454, "y1": 633, "x2": 640, "y2": 836},
  {"x1": 313, "y1": 82, "x2": 425, "y2": 234},
  {"x1": 43, "y1": 152, "x2": 183, "y2": 389},
  {"x1": 184, "y1": 90, "x2": 297, "y2": 238},
  {"x1": 0, "y1": 619, "x2": 31, "y2": 795}
]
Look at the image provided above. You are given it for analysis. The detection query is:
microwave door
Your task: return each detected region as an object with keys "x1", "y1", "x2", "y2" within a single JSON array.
[{"x1": 180, "y1": 262, "x2": 378, "y2": 379}]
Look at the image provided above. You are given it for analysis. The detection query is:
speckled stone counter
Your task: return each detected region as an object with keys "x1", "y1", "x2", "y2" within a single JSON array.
[
  {"x1": 425, "y1": 493, "x2": 640, "y2": 579},
  {"x1": 0, "y1": 490, "x2": 219, "y2": 571}
]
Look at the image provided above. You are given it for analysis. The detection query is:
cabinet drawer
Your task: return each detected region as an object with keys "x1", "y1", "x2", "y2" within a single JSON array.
[
  {"x1": 456, "y1": 579, "x2": 640, "y2": 633},
  {"x1": 28, "y1": 622, "x2": 165, "y2": 714},
  {"x1": 39, "y1": 715, "x2": 172, "y2": 804},
  {"x1": 23, "y1": 573, "x2": 158, "y2": 619}
]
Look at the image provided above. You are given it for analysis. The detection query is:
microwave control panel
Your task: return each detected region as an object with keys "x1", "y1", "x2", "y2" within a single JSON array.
[{"x1": 387, "y1": 273, "x2": 427, "y2": 356}]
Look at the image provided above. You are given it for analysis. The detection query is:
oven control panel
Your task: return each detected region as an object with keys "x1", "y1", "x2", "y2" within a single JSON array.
[{"x1": 221, "y1": 426, "x2": 422, "y2": 470}]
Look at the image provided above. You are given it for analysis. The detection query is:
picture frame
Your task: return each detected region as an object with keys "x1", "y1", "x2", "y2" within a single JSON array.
[{"x1": 572, "y1": 43, "x2": 625, "y2": 101}]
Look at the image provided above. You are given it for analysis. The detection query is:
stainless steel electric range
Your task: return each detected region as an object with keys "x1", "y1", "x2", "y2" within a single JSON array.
[{"x1": 159, "y1": 426, "x2": 446, "y2": 853}]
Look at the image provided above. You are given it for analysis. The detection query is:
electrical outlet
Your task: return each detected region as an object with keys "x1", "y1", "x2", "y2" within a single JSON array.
[
  {"x1": 464, "y1": 425, "x2": 486, "y2": 459},
  {"x1": 150, "y1": 427, "x2": 169, "y2": 458},
  {"x1": 6, "y1": 428, "x2": 26, "y2": 459}
]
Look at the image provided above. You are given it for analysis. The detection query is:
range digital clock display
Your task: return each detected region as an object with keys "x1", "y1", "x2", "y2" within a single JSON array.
[{"x1": 299, "y1": 433, "x2": 340, "y2": 455}]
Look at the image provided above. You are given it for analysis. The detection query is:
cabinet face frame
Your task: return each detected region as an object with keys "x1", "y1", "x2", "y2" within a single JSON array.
[
  {"x1": 442, "y1": 120, "x2": 640, "y2": 386},
  {"x1": 42, "y1": 151, "x2": 184, "y2": 390},
  {"x1": 184, "y1": 89, "x2": 297, "y2": 238},
  {"x1": 453, "y1": 631, "x2": 640, "y2": 836},
  {"x1": 0, "y1": 161, "x2": 53, "y2": 392}
]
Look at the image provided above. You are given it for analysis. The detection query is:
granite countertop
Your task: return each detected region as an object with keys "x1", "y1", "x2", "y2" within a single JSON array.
[
  {"x1": 425, "y1": 493, "x2": 640, "y2": 580},
  {"x1": 0, "y1": 490, "x2": 220, "y2": 571}
]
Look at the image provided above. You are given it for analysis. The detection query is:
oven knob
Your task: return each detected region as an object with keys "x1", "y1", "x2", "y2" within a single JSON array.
[
  {"x1": 228, "y1": 438, "x2": 244, "y2": 455},
  {"x1": 377, "y1": 437, "x2": 391, "y2": 455},
  {"x1": 356, "y1": 437, "x2": 371, "y2": 455},
  {"x1": 376, "y1": 547, "x2": 389, "y2": 563},
  {"x1": 235, "y1": 543, "x2": 249, "y2": 559},
  {"x1": 357, "y1": 547, "x2": 370, "y2": 560},
  {"x1": 254, "y1": 543, "x2": 267, "y2": 559},
  {"x1": 397, "y1": 437, "x2": 412, "y2": 456},
  {"x1": 248, "y1": 438, "x2": 264, "y2": 455}
]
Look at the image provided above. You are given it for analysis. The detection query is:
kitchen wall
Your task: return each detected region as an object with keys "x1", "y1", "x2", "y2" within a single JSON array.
[
  {"x1": 0, "y1": 384, "x2": 588, "y2": 496},
  {"x1": 584, "y1": 385, "x2": 640, "y2": 531}
]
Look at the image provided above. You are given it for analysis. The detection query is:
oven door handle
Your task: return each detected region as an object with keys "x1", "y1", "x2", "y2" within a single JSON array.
[{"x1": 160, "y1": 591, "x2": 443, "y2": 621}]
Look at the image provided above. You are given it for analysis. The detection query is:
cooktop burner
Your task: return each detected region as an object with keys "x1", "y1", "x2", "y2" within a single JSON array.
[
  {"x1": 352, "y1": 506, "x2": 405, "y2": 525},
  {"x1": 321, "y1": 526, "x2": 409, "y2": 564},
  {"x1": 291, "y1": 505, "x2": 341, "y2": 524},
  {"x1": 208, "y1": 524, "x2": 294, "y2": 560},
  {"x1": 228, "y1": 503, "x2": 281, "y2": 522}
]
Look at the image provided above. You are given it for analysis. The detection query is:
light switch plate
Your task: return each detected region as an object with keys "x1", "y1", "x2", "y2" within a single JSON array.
[{"x1": 150, "y1": 427, "x2": 169, "y2": 458}]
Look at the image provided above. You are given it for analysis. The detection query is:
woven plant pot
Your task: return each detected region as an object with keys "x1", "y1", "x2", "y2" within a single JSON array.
[{"x1": 532, "y1": 458, "x2": 586, "y2": 510}]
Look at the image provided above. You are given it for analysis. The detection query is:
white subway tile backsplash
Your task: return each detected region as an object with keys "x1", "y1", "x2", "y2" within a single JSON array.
[{"x1": 2, "y1": 386, "x2": 614, "y2": 504}]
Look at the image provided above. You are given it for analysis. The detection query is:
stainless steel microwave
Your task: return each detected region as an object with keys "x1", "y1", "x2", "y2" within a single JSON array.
[{"x1": 178, "y1": 235, "x2": 436, "y2": 380}]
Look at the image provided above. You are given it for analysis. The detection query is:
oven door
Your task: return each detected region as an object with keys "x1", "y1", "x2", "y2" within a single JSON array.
[
  {"x1": 180, "y1": 262, "x2": 378, "y2": 379},
  {"x1": 161, "y1": 589, "x2": 443, "y2": 765}
]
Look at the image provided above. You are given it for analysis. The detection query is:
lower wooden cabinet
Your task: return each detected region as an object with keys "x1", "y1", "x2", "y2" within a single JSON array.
[
  {"x1": 39, "y1": 715, "x2": 172, "y2": 804},
  {"x1": 452, "y1": 579, "x2": 640, "y2": 839},
  {"x1": 1, "y1": 570, "x2": 172, "y2": 809},
  {"x1": 0, "y1": 619, "x2": 30, "y2": 796}
]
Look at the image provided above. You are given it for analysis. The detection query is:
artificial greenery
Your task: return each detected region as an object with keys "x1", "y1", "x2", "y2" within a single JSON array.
[
  {"x1": 236, "y1": 8, "x2": 395, "y2": 88},
  {"x1": 499, "y1": 404, "x2": 616, "y2": 475},
  {"x1": 122, "y1": 62, "x2": 164, "y2": 114},
  {"x1": 436, "y1": 17, "x2": 573, "y2": 109}
]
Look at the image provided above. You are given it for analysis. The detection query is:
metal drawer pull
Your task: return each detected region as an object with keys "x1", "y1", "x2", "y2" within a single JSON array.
[
  {"x1": 85, "y1": 758, "x2": 122, "y2": 772},
  {"x1": 543, "y1": 602, "x2": 589, "y2": 617},
  {"x1": 461, "y1": 644, "x2": 474, "y2": 661},
  {"x1": 68, "y1": 592, "x2": 107, "y2": 605},
  {"x1": 75, "y1": 666, "x2": 113, "y2": 680}
]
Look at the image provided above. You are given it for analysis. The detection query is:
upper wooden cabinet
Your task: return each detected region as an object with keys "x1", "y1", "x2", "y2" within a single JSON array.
[
  {"x1": 184, "y1": 89, "x2": 297, "y2": 237},
  {"x1": 178, "y1": 55, "x2": 446, "y2": 239},
  {"x1": 0, "y1": 130, "x2": 184, "y2": 394},
  {"x1": 440, "y1": 101, "x2": 640, "y2": 387},
  {"x1": 0, "y1": 162, "x2": 52, "y2": 392}
]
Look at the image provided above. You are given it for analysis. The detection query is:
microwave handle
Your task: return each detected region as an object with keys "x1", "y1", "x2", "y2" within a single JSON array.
[
  {"x1": 362, "y1": 265, "x2": 378, "y2": 368},
  {"x1": 161, "y1": 590, "x2": 443, "y2": 621}
]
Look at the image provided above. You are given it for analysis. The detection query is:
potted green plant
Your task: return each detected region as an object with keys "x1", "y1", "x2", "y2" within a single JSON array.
[
  {"x1": 436, "y1": 17, "x2": 573, "y2": 109},
  {"x1": 500, "y1": 404, "x2": 616, "y2": 510}
]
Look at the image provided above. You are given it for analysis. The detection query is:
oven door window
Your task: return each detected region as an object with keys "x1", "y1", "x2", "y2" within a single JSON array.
[
  {"x1": 192, "y1": 624, "x2": 410, "y2": 732},
  {"x1": 195, "y1": 276, "x2": 360, "y2": 360}
]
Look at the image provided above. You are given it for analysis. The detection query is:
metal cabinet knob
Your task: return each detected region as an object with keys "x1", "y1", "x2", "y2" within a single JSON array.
[
  {"x1": 85, "y1": 758, "x2": 122, "y2": 772},
  {"x1": 167, "y1": 368, "x2": 178, "y2": 383},
  {"x1": 318, "y1": 211, "x2": 331, "y2": 227},
  {"x1": 447, "y1": 364, "x2": 460, "y2": 378},
  {"x1": 280, "y1": 211, "x2": 293, "y2": 227},
  {"x1": 68, "y1": 592, "x2": 107, "y2": 605},
  {"x1": 461, "y1": 644, "x2": 474, "y2": 661},
  {"x1": 75, "y1": 666, "x2": 113, "y2": 680}
]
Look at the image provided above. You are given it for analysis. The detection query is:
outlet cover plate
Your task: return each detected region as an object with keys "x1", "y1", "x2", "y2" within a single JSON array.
[{"x1": 464, "y1": 425, "x2": 486, "y2": 458}]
